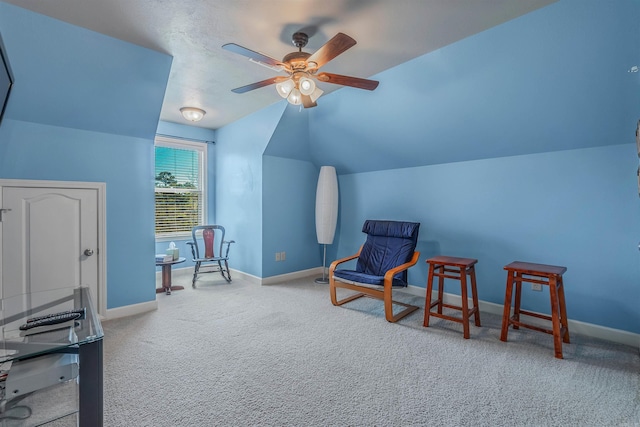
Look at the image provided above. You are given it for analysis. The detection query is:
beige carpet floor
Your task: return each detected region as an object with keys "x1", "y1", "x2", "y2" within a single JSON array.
[{"x1": 98, "y1": 274, "x2": 640, "y2": 426}]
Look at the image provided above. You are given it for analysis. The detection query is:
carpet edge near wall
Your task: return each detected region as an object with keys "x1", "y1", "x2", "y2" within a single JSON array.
[{"x1": 155, "y1": 267, "x2": 640, "y2": 349}]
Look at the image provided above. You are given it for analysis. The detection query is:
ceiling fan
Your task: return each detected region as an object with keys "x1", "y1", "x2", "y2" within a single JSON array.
[{"x1": 222, "y1": 32, "x2": 379, "y2": 108}]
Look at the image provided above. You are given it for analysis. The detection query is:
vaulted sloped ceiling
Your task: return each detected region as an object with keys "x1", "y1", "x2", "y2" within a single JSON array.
[
  {"x1": 0, "y1": 2, "x2": 172, "y2": 139},
  {"x1": 0, "y1": 0, "x2": 556, "y2": 129},
  {"x1": 305, "y1": 0, "x2": 640, "y2": 174}
]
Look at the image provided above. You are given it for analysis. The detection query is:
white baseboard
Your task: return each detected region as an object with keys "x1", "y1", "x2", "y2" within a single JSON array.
[
  {"x1": 163, "y1": 265, "x2": 325, "y2": 286},
  {"x1": 104, "y1": 299, "x2": 157, "y2": 321},
  {"x1": 229, "y1": 269, "x2": 262, "y2": 285},
  {"x1": 401, "y1": 284, "x2": 640, "y2": 349},
  {"x1": 159, "y1": 265, "x2": 263, "y2": 286},
  {"x1": 261, "y1": 267, "x2": 324, "y2": 285}
]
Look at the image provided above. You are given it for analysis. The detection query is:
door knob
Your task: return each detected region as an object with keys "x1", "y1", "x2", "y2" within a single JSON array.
[{"x1": 84, "y1": 249, "x2": 94, "y2": 256}]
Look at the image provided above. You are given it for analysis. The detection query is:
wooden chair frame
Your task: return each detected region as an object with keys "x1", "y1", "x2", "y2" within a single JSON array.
[
  {"x1": 329, "y1": 246, "x2": 421, "y2": 322},
  {"x1": 186, "y1": 225, "x2": 234, "y2": 287}
]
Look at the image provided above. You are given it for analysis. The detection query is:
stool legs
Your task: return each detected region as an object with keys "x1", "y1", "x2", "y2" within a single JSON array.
[
  {"x1": 424, "y1": 263, "x2": 436, "y2": 327},
  {"x1": 557, "y1": 276, "x2": 570, "y2": 344},
  {"x1": 513, "y1": 273, "x2": 522, "y2": 330},
  {"x1": 549, "y1": 276, "x2": 570, "y2": 358},
  {"x1": 437, "y1": 265, "x2": 445, "y2": 315},
  {"x1": 460, "y1": 269, "x2": 470, "y2": 339},
  {"x1": 501, "y1": 262, "x2": 569, "y2": 359},
  {"x1": 500, "y1": 272, "x2": 514, "y2": 341},
  {"x1": 549, "y1": 276, "x2": 563, "y2": 359},
  {"x1": 469, "y1": 266, "x2": 481, "y2": 327},
  {"x1": 424, "y1": 257, "x2": 480, "y2": 339}
]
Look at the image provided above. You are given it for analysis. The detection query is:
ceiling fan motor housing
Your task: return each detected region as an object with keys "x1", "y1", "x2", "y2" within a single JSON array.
[
  {"x1": 291, "y1": 32, "x2": 309, "y2": 49},
  {"x1": 283, "y1": 51, "x2": 311, "y2": 71}
]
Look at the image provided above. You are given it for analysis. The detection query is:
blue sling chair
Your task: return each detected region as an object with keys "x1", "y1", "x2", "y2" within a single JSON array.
[
  {"x1": 187, "y1": 225, "x2": 235, "y2": 287},
  {"x1": 329, "y1": 220, "x2": 421, "y2": 322}
]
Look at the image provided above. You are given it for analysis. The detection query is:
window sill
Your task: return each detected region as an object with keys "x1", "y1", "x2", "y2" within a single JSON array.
[{"x1": 155, "y1": 233, "x2": 191, "y2": 242}]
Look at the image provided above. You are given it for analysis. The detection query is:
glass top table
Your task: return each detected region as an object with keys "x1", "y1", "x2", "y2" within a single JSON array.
[
  {"x1": 0, "y1": 286, "x2": 103, "y2": 426},
  {"x1": 0, "y1": 287, "x2": 103, "y2": 362}
]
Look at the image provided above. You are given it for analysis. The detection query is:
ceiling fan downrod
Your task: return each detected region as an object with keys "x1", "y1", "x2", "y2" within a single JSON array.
[{"x1": 283, "y1": 32, "x2": 312, "y2": 69}]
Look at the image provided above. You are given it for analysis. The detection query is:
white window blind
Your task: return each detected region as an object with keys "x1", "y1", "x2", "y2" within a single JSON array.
[{"x1": 154, "y1": 137, "x2": 207, "y2": 236}]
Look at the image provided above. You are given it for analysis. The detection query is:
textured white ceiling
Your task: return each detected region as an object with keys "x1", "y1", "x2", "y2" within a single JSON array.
[{"x1": 2, "y1": 0, "x2": 555, "y2": 129}]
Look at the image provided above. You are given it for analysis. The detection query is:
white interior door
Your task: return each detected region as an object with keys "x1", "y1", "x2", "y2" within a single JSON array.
[{"x1": 0, "y1": 181, "x2": 105, "y2": 314}]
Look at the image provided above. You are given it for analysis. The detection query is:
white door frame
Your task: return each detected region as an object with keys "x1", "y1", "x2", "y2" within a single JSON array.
[{"x1": 0, "y1": 179, "x2": 107, "y2": 316}]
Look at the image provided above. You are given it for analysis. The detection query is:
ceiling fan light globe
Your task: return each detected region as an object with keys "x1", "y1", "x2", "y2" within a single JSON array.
[
  {"x1": 287, "y1": 88, "x2": 302, "y2": 105},
  {"x1": 299, "y1": 77, "x2": 316, "y2": 96},
  {"x1": 276, "y1": 79, "x2": 295, "y2": 98},
  {"x1": 310, "y1": 87, "x2": 324, "y2": 103}
]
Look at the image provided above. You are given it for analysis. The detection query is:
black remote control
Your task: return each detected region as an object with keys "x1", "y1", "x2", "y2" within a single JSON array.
[
  {"x1": 27, "y1": 307, "x2": 86, "y2": 323},
  {"x1": 19, "y1": 312, "x2": 82, "y2": 330}
]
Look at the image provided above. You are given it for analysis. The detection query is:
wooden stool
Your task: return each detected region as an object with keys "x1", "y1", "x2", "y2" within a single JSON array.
[
  {"x1": 423, "y1": 256, "x2": 481, "y2": 339},
  {"x1": 500, "y1": 261, "x2": 570, "y2": 359}
]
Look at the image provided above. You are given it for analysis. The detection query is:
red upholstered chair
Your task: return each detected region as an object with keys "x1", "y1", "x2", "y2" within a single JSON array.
[{"x1": 186, "y1": 225, "x2": 235, "y2": 288}]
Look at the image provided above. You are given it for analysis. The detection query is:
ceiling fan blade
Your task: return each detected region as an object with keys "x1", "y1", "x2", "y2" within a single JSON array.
[
  {"x1": 222, "y1": 43, "x2": 283, "y2": 68},
  {"x1": 316, "y1": 72, "x2": 379, "y2": 91},
  {"x1": 306, "y1": 33, "x2": 356, "y2": 70},
  {"x1": 231, "y1": 76, "x2": 288, "y2": 94},
  {"x1": 302, "y1": 95, "x2": 317, "y2": 108}
]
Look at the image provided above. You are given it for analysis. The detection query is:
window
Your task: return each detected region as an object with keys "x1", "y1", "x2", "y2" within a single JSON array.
[{"x1": 154, "y1": 136, "x2": 207, "y2": 237}]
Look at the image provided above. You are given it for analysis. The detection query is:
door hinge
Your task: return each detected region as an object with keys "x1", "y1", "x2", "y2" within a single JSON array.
[{"x1": 0, "y1": 209, "x2": 11, "y2": 222}]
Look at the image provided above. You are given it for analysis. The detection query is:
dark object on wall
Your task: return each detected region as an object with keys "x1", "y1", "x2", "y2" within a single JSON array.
[
  {"x1": 0, "y1": 32, "x2": 13, "y2": 126},
  {"x1": 636, "y1": 120, "x2": 639, "y2": 196},
  {"x1": 636, "y1": 120, "x2": 640, "y2": 158}
]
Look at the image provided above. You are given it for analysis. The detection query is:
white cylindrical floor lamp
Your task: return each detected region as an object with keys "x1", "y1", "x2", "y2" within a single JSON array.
[{"x1": 315, "y1": 166, "x2": 338, "y2": 284}]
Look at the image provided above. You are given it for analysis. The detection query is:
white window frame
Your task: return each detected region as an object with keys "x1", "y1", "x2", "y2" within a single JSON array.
[{"x1": 154, "y1": 135, "x2": 207, "y2": 241}]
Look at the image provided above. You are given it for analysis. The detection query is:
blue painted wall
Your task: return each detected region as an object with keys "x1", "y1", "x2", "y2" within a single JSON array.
[
  {"x1": 215, "y1": 102, "x2": 287, "y2": 278},
  {"x1": 0, "y1": 3, "x2": 172, "y2": 309},
  {"x1": 264, "y1": 104, "x2": 312, "y2": 162},
  {"x1": 262, "y1": 104, "x2": 320, "y2": 278},
  {"x1": 337, "y1": 144, "x2": 640, "y2": 333},
  {"x1": 156, "y1": 121, "x2": 216, "y2": 144},
  {"x1": 262, "y1": 155, "x2": 318, "y2": 277}
]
